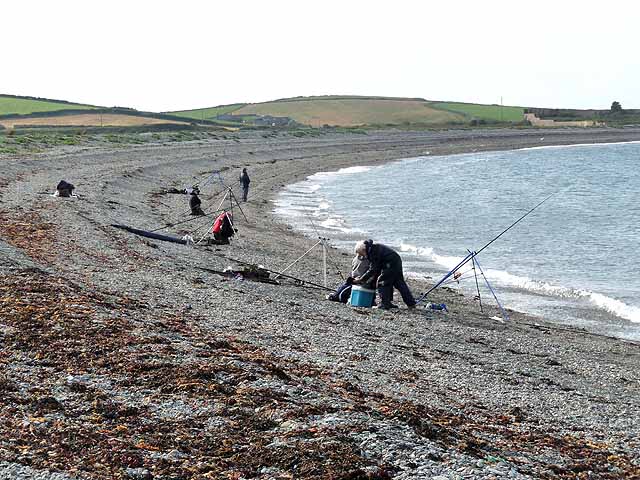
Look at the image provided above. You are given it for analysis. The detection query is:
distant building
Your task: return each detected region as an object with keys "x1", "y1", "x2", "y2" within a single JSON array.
[
  {"x1": 216, "y1": 113, "x2": 295, "y2": 127},
  {"x1": 524, "y1": 113, "x2": 604, "y2": 128},
  {"x1": 252, "y1": 115, "x2": 294, "y2": 127}
]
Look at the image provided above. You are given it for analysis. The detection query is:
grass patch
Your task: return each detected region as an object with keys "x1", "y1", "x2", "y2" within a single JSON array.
[
  {"x1": 167, "y1": 104, "x2": 246, "y2": 121},
  {"x1": 0, "y1": 95, "x2": 96, "y2": 115},
  {"x1": 431, "y1": 102, "x2": 525, "y2": 122},
  {"x1": 236, "y1": 98, "x2": 465, "y2": 127}
]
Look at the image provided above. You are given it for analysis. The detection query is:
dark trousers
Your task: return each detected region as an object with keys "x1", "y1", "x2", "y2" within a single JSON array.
[
  {"x1": 242, "y1": 186, "x2": 249, "y2": 202},
  {"x1": 376, "y1": 260, "x2": 416, "y2": 307},
  {"x1": 213, "y1": 232, "x2": 230, "y2": 244},
  {"x1": 378, "y1": 278, "x2": 415, "y2": 307},
  {"x1": 191, "y1": 206, "x2": 205, "y2": 216}
]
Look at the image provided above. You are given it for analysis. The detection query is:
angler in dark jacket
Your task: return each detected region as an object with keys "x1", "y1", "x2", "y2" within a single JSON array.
[
  {"x1": 353, "y1": 239, "x2": 416, "y2": 310},
  {"x1": 189, "y1": 190, "x2": 205, "y2": 216},
  {"x1": 56, "y1": 180, "x2": 75, "y2": 197},
  {"x1": 239, "y1": 168, "x2": 250, "y2": 202}
]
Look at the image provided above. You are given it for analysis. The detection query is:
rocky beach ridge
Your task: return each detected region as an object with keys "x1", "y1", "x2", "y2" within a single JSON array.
[{"x1": 1, "y1": 127, "x2": 640, "y2": 479}]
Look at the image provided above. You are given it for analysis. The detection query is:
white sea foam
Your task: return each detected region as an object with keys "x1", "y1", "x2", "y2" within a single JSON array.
[
  {"x1": 577, "y1": 291, "x2": 640, "y2": 323},
  {"x1": 479, "y1": 268, "x2": 640, "y2": 323},
  {"x1": 400, "y1": 243, "x2": 467, "y2": 271},
  {"x1": 284, "y1": 183, "x2": 321, "y2": 193},
  {"x1": 467, "y1": 266, "x2": 640, "y2": 322},
  {"x1": 318, "y1": 217, "x2": 366, "y2": 234},
  {"x1": 517, "y1": 140, "x2": 640, "y2": 152},
  {"x1": 320, "y1": 217, "x2": 346, "y2": 229},
  {"x1": 307, "y1": 165, "x2": 373, "y2": 181}
]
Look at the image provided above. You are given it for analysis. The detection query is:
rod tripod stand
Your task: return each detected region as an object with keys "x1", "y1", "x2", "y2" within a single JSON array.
[
  {"x1": 215, "y1": 186, "x2": 249, "y2": 223},
  {"x1": 418, "y1": 249, "x2": 509, "y2": 322},
  {"x1": 274, "y1": 237, "x2": 331, "y2": 287},
  {"x1": 467, "y1": 250, "x2": 509, "y2": 322},
  {"x1": 195, "y1": 187, "x2": 248, "y2": 245}
]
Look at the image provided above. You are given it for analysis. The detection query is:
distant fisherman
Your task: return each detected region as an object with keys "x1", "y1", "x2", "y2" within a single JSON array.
[
  {"x1": 189, "y1": 187, "x2": 205, "y2": 216},
  {"x1": 239, "y1": 168, "x2": 250, "y2": 202},
  {"x1": 55, "y1": 180, "x2": 75, "y2": 197},
  {"x1": 353, "y1": 240, "x2": 416, "y2": 310}
]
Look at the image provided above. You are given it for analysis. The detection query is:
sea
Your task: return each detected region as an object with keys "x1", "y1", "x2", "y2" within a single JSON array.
[{"x1": 273, "y1": 141, "x2": 640, "y2": 341}]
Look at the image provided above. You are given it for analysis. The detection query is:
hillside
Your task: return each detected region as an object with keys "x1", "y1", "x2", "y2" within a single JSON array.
[
  {"x1": 168, "y1": 104, "x2": 246, "y2": 121},
  {"x1": 234, "y1": 97, "x2": 466, "y2": 127},
  {"x1": 7, "y1": 93, "x2": 627, "y2": 130},
  {"x1": 0, "y1": 95, "x2": 198, "y2": 130},
  {"x1": 431, "y1": 101, "x2": 525, "y2": 122},
  {"x1": 0, "y1": 94, "x2": 98, "y2": 115},
  {"x1": 169, "y1": 96, "x2": 529, "y2": 127}
]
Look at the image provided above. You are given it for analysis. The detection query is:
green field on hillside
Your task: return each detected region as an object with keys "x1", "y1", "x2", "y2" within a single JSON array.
[
  {"x1": 431, "y1": 102, "x2": 525, "y2": 122},
  {"x1": 271, "y1": 95, "x2": 427, "y2": 103},
  {"x1": 235, "y1": 99, "x2": 466, "y2": 127},
  {"x1": 168, "y1": 104, "x2": 245, "y2": 121},
  {"x1": 0, "y1": 96, "x2": 97, "y2": 116}
]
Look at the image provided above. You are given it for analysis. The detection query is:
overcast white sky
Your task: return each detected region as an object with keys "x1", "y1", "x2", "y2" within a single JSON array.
[{"x1": 4, "y1": 0, "x2": 639, "y2": 112}]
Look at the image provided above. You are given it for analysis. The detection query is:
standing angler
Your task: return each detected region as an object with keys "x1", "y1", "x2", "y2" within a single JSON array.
[
  {"x1": 239, "y1": 168, "x2": 251, "y2": 202},
  {"x1": 353, "y1": 239, "x2": 416, "y2": 310}
]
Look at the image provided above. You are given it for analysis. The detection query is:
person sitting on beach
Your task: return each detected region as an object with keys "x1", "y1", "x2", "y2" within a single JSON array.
[
  {"x1": 55, "y1": 180, "x2": 75, "y2": 197},
  {"x1": 326, "y1": 253, "x2": 377, "y2": 303},
  {"x1": 211, "y1": 211, "x2": 235, "y2": 244},
  {"x1": 189, "y1": 188, "x2": 205, "y2": 216},
  {"x1": 352, "y1": 239, "x2": 416, "y2": 310}
]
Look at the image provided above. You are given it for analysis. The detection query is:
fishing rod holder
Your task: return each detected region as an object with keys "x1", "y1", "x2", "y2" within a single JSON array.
[{"x1": 274, "y1": 236, "x2": 332, "y2": 287}]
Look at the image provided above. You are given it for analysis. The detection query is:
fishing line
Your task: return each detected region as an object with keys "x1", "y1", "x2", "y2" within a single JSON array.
[
  {"x1": 147, "y1": 207, "x2": 226, "y2": 234},
  {"x1": 147, "y1": 188, "x2": 231, "y2": 233},
  {"x1": 303, "y1": 210, "x2": 346, "y2": 281},
  {"x1": 417, "y1": 192, "x2": 556, "y2": 302}
]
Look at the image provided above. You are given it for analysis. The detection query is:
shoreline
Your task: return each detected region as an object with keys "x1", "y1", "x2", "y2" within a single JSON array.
[
  {"x1": 2, "y1": 127, "x2": 640, "y2": 478},
  {"x1": 271, "y1": 141, "x2": 640, "y2": 342},
  {"x1": 269, "y1": 137, "x2": 640, "y2": 342}
]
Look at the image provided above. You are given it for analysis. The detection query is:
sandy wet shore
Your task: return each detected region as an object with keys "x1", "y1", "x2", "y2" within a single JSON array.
[{"x1": 1, "y1": 127, "x2": 640, "y2": 479}]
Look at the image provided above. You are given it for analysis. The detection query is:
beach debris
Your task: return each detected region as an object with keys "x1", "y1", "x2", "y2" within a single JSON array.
[
  {"x1": 426, "y1": 302, "x2": 448, "y2": 312},
  {"x1": 198, "y1": 264, "x2": 279, "y2": 285},
  {"x1": 1, "y1": 247, "x2": 639, "y2": 478},
  {"x1": 112, "y1": 224, "x2": 189, "y2": 245}
]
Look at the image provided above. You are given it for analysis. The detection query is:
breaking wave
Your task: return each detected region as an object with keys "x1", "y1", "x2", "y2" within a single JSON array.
[{"x1": 518, "y1": 140, "x2": 640, "y2": 152}]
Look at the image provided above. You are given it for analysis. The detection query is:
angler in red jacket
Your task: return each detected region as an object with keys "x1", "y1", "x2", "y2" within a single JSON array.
[
  {"x1": 353, "y1": 239, "x2": 416, "y2": 310},
  {"x1": 212, "y1": 211, "x2": 235, "y2": 244}
]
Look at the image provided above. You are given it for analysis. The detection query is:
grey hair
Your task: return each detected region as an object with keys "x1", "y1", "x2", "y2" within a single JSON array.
[{"x1": 354, "y1": 240, "x2": 367, "y2": 254}]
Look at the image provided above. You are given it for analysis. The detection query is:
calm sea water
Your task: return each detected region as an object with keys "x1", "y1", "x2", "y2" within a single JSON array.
[{"x1": 274, "y1": 142, "x2": 640, "y2": 340}]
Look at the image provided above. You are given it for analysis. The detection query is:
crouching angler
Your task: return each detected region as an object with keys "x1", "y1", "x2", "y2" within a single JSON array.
[
  {"x1": 211, "y1": 211, "x2": 235, "y2": 244},
  {"x1": 189, "y1": 188, "x2": 205, "y2": 216},
  {"x1": 327, "y1": 253, "x2": 377, "y2": 303},
  {"x1": 55, "y1": 180, "x2": 75, "y2": 197},
  {"x1": 353, "y1": 239, "x2": 416, "y2": 310}
]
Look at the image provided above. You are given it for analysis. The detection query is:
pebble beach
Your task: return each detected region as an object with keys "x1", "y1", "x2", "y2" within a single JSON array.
[{"x1": 1, "y1": 127, "x2": 640, "y2": 479}]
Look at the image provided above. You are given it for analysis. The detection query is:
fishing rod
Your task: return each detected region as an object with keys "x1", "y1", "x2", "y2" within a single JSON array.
[
  {"x1": 147, "y1": 208, "x2": 226, "y2": 234},
  {"x1": 475, "y1": 192, "x2": 556, "y2": 257},
  {"x1": 302, "y1": 210, "x2": 346, "y2": 281},
  {"x1": 417, "y1": 192, "x2": 556, "y2": 302},
  {"x1": 212, "y1": 252, "x2": 335, "y2": 292}
]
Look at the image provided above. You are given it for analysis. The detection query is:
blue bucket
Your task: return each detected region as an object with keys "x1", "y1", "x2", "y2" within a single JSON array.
[{"x1": 349, "y1": 285, "x2": 375, "y2": 307}]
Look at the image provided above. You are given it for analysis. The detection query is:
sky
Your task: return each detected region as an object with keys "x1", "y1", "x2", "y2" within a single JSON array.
[{"x1": 4, "y1": 0, "x2": 639, "y2": 112}]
